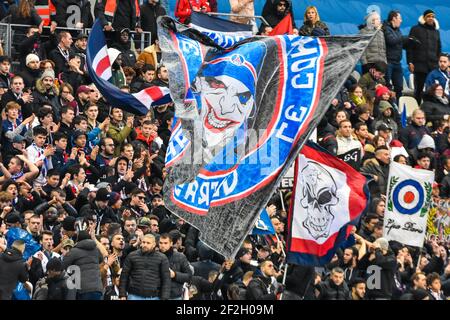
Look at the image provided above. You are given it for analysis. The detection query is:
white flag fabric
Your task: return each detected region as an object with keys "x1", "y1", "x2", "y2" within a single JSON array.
[{"x1": 383, "y1": 162, "x2": 434, "y2": 247}]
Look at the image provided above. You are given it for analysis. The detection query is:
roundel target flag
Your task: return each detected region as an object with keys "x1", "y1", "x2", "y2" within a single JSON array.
[{"x1": 383, "y1": 162, "x2": 434, "y2": 247}]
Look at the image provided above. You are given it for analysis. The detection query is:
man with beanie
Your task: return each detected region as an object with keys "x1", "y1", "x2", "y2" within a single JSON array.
[
  {"x1": 33, "y1": 257, "x2": 75, "y2": 300},
  {"x1": 158, "y1": 233, "x2": 192, "y2": 300},
  {"x1": 359, "y1": 237, "x2": 396, "y2": 300},
  {"x1": 80, "y1": 187, "x2": 120, "y2": 234},
  {"x1": 31, "y1": 69, "x2": 59, "y2": 115},
  {"x1": 407, "y1": 9, "x2": 441, "y2": 103},
  {"x1": 19, "y1": 53, "x2": 41, "y2": 88},
  {"x1": 53, "y1": 215, "x2": 77, "y2": 247},
  {"x1": 0, "y1": 240, "x2": 29, "y2": 300},
  {"x1": 119, "y1": 234, "x2": 171, "y2": 300},
  {"x1": 62, "y1": 230, "x2": 104, "y2": 300}
]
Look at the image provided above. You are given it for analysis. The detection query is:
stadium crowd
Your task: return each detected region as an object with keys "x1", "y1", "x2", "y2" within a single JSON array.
[{"x1": 0, "y1": 0, "x2": 449, "y2": 300}]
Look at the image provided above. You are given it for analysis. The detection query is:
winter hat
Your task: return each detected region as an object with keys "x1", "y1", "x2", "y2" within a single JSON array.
[
  {"x1": 108, "y1": 192, "x2": 121, "y2": 206},
  {"x1": 5, "y1": 213, "x2": 21, "y2": 224},
  {"x1": 62, "y1": 216, "x2": 76, "y2": 231},
  {"x1": 378, "y1": 100, "x2": 393, "y2": 113},
  {"x1": 61, "y1": 239, "x2": 75, "y2": 249},
  {"x1": 46, "y1": 257, "x2": 64, "y2": 272},
  {"x1": 423, "y1": 9, "x2": 435, "y2": 18},
  {"x1": 12, "y1": 135, "x2": 26, "y2": 144},
  {"x1": 374, "y1": 237, "x2": 389, "y2": 251},
  {"x1": 40, "y1": 69, "x2": 55, "y2": 81},
  {"x1": 376, "y1": 123, "x2": 392, "y2": 132},
  {"x1": 418, "y1": 134, "x2": 436, "y2": 150},
  {"x1": 95, "y1": 187, "x2": 110, "y2": 202},
  {"x1": 375, "y1": 85, "x2": 390, "y2": 98},
  {"x1": 76, "y1": 230, "x2": 91, "y2": 242},
  {"x1": 26, "y1": 53, "x2": 40, "y2": 66}
]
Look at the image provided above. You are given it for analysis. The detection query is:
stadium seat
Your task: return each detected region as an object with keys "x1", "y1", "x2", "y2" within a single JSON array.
[
  {"x1": 398, "y1": 96, "x2": 419, "y2": 117},
  {"x1": 408, "y1": 73, "x2": 415, "y2": 91},
  {"x1": 402, "y1": 76, "x2": 414, "y2": 97}
]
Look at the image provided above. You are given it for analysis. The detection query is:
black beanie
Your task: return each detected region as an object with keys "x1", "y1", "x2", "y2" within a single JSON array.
[
  {"x1": 423, "y1": 9, "x2": 434, "y2": 17},
  {"x1": 77, "y1": 230, "x2": 91, "y2": 242}
]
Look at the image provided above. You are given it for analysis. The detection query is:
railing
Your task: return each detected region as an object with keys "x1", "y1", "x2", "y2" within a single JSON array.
[
  {"x1": 204, "y1": 12, "x2": 270, "y2": 34},
  {"x1": 0, "y1": 23, "x2": 151, "y2": 72}
]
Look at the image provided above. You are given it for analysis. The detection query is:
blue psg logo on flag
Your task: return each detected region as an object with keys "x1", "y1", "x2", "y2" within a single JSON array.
[{"x1": 392, "y1": 179, "x2": 425, "y2": 215}]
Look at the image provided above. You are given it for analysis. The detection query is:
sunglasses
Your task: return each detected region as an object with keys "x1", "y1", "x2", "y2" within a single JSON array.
[{"x1": 137, "y1": 196, "x2": 146, "y2": 200}]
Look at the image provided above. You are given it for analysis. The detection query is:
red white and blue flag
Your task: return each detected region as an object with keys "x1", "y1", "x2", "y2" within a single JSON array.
[
  {"x1": 287, "y1": 142, "x2": 370, "y2": 266},
  {"x1": 86, "y1": 19, "x2": 172, "y2": 116}
]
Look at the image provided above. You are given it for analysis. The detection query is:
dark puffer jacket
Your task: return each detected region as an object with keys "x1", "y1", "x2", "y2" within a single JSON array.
[
  {"x1": 246, "y1": 275, "x2": 277, "y2": 300},
  {"x1": 62, "y1": 239, "x2": 103, "y2": 294},
  {"x1": 407, "y1": 16, "x2": 441, "y2": 74},
  {"x1": 420, "y1": 94, "x2": 450, "y2": 122},
  {"x1": 316, "y1": 278, "x2": 351, "y2": 300},
  {"x1": 383, "y1": 22, "x2": 404, "y2": 64},
  {"x1": 163, "y1": 248, "x2": 193, "y2": 299},
  {"x1": 119, "y1": 249, "x2": 171, "y2": 299},
  {"x1": 0, "y1": 248, "x2": 28, "y2": 300}
]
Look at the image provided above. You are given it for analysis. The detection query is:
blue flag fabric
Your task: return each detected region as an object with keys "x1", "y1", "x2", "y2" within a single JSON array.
[
  {"x1": 158, "y1": 16, "x2": 372, "y2": 258},
  {"x1": 401, "y1": 103, "x2": 407, "y2": 128},
  {"x1": 252, "y1": 209, "x2": 275, "y2": 235},
  {"x1": 5, "y1": 227, "x2": 41, "y2": 260},
  {"x1": 86, "y1": 19, "x2": 172, "y2": 116}
]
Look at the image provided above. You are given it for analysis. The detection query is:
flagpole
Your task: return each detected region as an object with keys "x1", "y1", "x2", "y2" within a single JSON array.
[
  {"x1": 279, "y1": 189, "x2": 286, "y2": 212},
  {"x1": 279, "y1": 261, "x2": 289, "y2": 300}
]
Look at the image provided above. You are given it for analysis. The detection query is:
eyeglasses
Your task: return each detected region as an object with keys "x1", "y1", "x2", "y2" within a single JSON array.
[{"x1": 137, "y1": 196, "x2": 146, "y2": 200}]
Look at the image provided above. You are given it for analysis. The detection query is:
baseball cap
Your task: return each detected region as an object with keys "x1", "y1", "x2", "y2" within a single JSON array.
[{"x1": 76, "y1": 85, "x2": 91, "y2": 95}]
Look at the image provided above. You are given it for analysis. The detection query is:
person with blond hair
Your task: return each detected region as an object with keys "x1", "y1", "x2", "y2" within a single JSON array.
[{"x1": 299, "y1": 5, "x2": 330, "y2": 36}]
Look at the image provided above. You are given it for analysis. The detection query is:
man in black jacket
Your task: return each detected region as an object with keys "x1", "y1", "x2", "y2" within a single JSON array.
[
  {"x1": 316, "y1": 267, "x2": 351, "y2": 300},
  {"x1": 246, "y1": 260, "x2": 279, "y2": 300},
  {"x1": 159, "y1": 233, "x2": 192, "y2": 300},
  {"x1": 48, "y1": 31, "x2": 74, "y2": 76},
  {"x1": 383, "y1": 10, "x2": 405, "y2": 97},
  {"x1": 0, "y1": 240, "x2": 29, "y2": 300},
  {"x1": 119, "y1": 233, "x2": 171, "y2": 300},
  {"x1": 358, "y1": 237, "x2": 397, "y2": 300},
  {"x1": 407, "y1": 9, "x2": 441, "y2": 103},
  {"x1": 140, "y1": 0, "x2": 166, "y2": 45}
]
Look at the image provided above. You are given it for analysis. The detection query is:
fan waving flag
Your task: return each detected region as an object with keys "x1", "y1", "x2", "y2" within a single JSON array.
[
  {"x1": 287, "y1": 142, "x2": 370, "y2": 266},
  {"x1": 159, "y1": 16, "x2": 372, "y2": 258},
  {"x1": 383, "y1": 162, "x2": 434, "y2": 247},
  {"x1": 86, "y1": 19, "x2": 171, "y2": 116},
  {"x1": 269, "y1": 14, "x2": 294, "y2": 36}
]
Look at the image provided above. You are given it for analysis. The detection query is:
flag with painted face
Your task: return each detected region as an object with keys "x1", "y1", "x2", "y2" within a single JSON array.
[
  {"x1": 383, "y1": 162, "x2": 434, "y2": 247},
  {"x1": 287, "y1": 142, "x2": 370, "y2": 266},
  {"x1": 158, "y1": 16, "x2": 372, "y2": 258},
  {"x1": 86, "y1": 19, "x2": 172, "y2": 116}
]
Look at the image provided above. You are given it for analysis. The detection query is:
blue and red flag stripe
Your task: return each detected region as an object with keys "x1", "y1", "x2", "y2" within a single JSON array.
[{"x1": 86, "y1": 19, "x2": 171, "y2": 116}]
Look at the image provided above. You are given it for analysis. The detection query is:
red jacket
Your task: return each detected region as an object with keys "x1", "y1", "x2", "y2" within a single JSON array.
[{"x1": 175, "y1": 0, "x2": 211, "y2": 24}]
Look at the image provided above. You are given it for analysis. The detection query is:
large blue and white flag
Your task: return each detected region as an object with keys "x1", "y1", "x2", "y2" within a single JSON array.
[
  {"x1": 86, "y1": 19, "x2": 172, "y2": 116},
  {"x1": 159, "y1": 16, "x2": 372, "y2": 258},
  {"x1": 287, "y1": 142, "x2": 370, "y2": 266}
]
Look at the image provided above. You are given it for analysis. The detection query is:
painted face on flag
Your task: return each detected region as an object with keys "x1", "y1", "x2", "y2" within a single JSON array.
[{"x1": 192, "y1": 53, "x2": 258, "y2": 153}]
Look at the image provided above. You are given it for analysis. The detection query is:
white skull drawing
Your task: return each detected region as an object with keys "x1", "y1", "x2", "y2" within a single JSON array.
[{"x1": 300, "y1": 160, "x2": 338, "y2": 240}]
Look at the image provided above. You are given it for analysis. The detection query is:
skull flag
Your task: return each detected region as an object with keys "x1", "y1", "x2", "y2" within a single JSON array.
[
  {"x1": 158, "y1": 16, "x2": 372, "y2": 259},
  {"x1": 287, "y1": 142, "x2": 370, "y2": 266}
]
